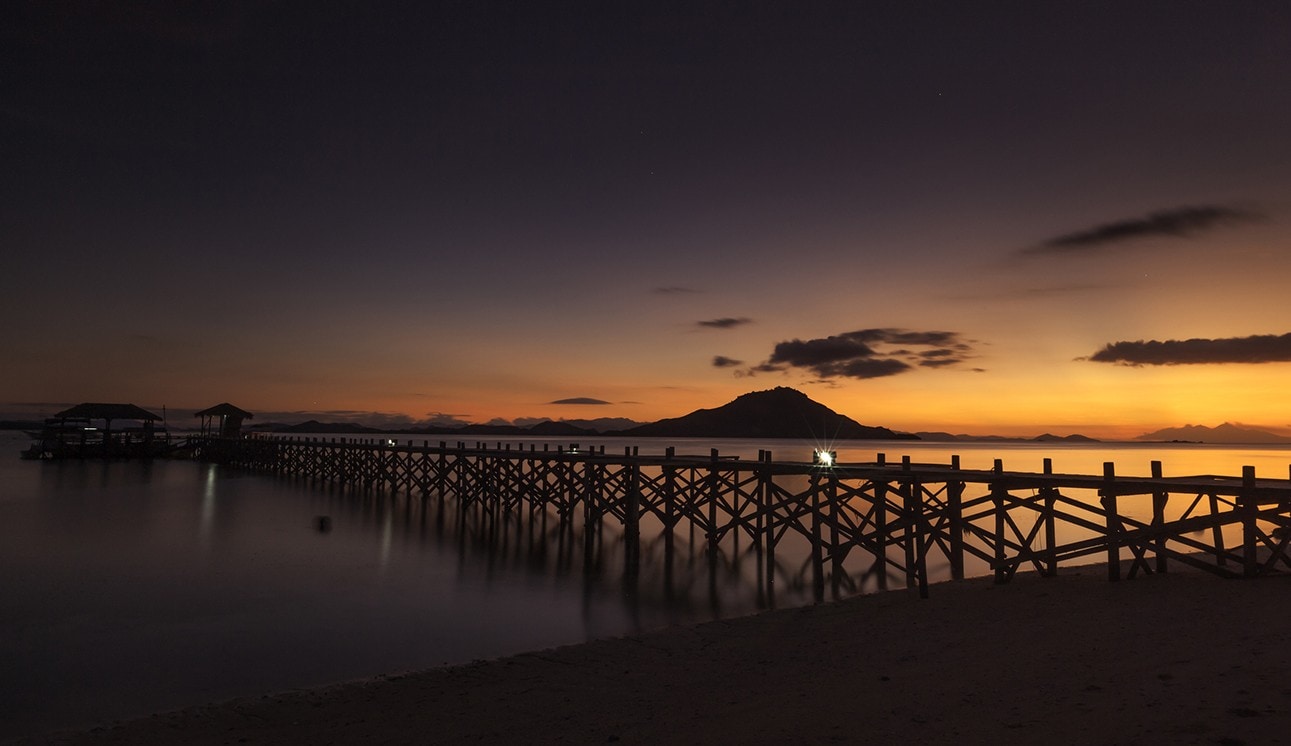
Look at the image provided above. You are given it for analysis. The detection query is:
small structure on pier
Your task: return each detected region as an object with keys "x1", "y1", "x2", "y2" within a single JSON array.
[
  {"x1": 23, "y1": 402, "x2": 168, "y2": 459},
  {"x1": 194, "y1": 403, "x2": 253, "y2": 438}
]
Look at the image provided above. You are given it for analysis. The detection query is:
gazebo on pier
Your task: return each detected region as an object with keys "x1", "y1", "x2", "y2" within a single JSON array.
[
  {"x1": 22, "y1": 402, "x2": 168, "y2": 459},
  {"x1": 195, "y1": 403, "x2": 254, "y2": 438}
]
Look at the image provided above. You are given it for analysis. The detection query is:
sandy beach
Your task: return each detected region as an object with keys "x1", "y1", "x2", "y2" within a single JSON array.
[{"x1": 17, "y1": 567, "x2": 1291, "y2": 746}]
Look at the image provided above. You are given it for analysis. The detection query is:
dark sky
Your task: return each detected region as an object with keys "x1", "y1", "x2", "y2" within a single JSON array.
[{"x1": 5, "y1": 1, "x2": 1291, "y2": 435}]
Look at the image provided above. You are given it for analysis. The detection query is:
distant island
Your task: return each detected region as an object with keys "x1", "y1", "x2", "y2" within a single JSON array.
[
  {"x1": 911, "y1": 432, "x2": 1101, "y2": 443},
  {"x1": 260, "y1": 388, "x2": 913, "y2": 440},
  {"x1": 11, "y1": 389, "x2": 1291, "y2": 444},
  {"x1": 616, "y1": 387, "x2": 910, "y2": 440},
  {"x1": 1133, "y1": 423, "x2": 1291, "y2": 444},
  {"x1": 185, "y1": 393, "x2": 1291, "y2": 444},
  {"x1": 244, "y1": 388, "x2": 1117, "y2": 442}
]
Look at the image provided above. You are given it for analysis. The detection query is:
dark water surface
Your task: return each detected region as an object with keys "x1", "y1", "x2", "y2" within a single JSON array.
[
  {"x1": 3, "y1": 431, "x2": 1289, "y2": 739},
  {"x1": 0, "y1": 434, "x2": 713, "y2": 739}
]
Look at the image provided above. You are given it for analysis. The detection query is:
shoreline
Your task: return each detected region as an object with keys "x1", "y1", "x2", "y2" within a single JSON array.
[{"x1": 21, "y1": 569, "x2": 1291, "y2": 745}]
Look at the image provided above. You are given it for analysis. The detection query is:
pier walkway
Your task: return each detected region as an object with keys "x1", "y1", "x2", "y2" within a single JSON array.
[{"x1": 196, "y1": 437, "x2": 1291, "y2": 598}]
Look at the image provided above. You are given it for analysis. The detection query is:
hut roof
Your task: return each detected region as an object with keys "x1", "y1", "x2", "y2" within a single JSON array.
[
  {"x1": 55, "y1": 403, "x2": 164, "y2": 421},
  {"x1": 193, "y1": 403, "x2": 254, "y2": 419}
]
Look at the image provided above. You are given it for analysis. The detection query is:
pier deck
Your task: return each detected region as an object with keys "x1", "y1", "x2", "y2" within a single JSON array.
[{"x1": 196, "y1": 437, "x2": 1291, "y2": 598}]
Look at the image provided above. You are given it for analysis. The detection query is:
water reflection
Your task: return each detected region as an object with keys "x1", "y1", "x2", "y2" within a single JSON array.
[
  {"x1": 270, "y1": 437, "x2": 1291, "y2": 616},
  {"x1": 200, "y1": 463, "x2": 218, "y2": 547},
  {"x1": 0, "y1": 445, "x2": 717, "y2": 738},
  {"x1": 300, "y1": 473, "x2": 831, "y2": 628},
  {"x1": 4, "y1": 433, "x2": 1291, "y2": 739}
]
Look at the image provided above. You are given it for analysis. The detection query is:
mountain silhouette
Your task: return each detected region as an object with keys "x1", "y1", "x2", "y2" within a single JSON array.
[
  {"x1": 619, "y1": 387, "x2": 910, "y2": 439},
  {"x1": 1135, "y1": 423, "x2": 1291, "y2": 444},
  {"x1": 1031, "y1": 433, "x2": 1100, "y2": 443},
  {"x1": 280, "y1": 420, "x2": 379, "y2": 434},
  {"x1": 915, "y1": 431, "x2": 1100, "y2": 442},
  {"x1": 526, "y1": 420, "x2": 597, "y2": 436}
]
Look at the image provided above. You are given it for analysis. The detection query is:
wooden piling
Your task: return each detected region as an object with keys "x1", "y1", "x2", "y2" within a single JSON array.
[
  {"x1": 197, "y1": 436, "x2": 1291, "y2": 599},
  {"x1": 1102, "y1": 462, "x2": 1120, "y2": 582},
  {"x1": 1242, "y1": 465, "x2": 1258, "y2": 578},
  {"x1": 992, "y1": 459, "x2": 1007, "y2": 584},
  {"x1": 947, "y1": 454, "x2": 965, "y2": 581},
  {"x1": 624, "y1": 463, "x2": 641, "y2": 578},
  {"x1": 810, "y1": 473, "x2": 824, "y2": 602},
  {"x1": 1151, "y1": 460, "x2": 1168, "y2": 573},
  {"x1": 873, "y1": 471, "x2": 889, "y2": 592},
  {"x1": 1042, "y1": 457, "x2": 1058, "y2": 577}
]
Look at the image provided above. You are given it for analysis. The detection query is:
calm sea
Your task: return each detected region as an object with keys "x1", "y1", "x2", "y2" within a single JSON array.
[{"x1": 2, "y1": 430, "x2": 1289, "y2": 739}]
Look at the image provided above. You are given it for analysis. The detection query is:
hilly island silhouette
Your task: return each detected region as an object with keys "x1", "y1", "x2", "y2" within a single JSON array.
[
  {"x1": 618, "y1": 387, "x2": 909, "y2": 440},
  {"x1": 239, "y1": 389, "x2": 1288, "y2": 443},
  {"x1": 264, "y1": 388, "x2": 909, "y2": 439}
]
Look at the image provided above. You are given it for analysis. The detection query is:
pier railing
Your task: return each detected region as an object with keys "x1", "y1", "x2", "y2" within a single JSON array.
[{"x1": 195, "y1": 437, "x2": 1291, "y2": 599}]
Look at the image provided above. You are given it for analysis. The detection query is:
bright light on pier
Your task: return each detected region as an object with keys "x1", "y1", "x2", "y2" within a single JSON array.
[{"x1": 813, "y1": 449, "x2": 836, "y2": 467}]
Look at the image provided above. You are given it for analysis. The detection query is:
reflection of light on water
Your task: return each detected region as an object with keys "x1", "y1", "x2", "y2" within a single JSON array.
[
  {"x1": 378, "y1": 507, "x2": 393, "y2": 571},
  {"x1": 200, "y1": 464, "x2": 218, "y2": 546}
]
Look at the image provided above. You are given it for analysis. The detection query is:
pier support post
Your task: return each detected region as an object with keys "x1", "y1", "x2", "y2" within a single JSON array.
[
  {"x1": 707, "y1": 449, "x2": 720, "y2": 548},
  {"x1": 827, "y1": 468, "x2": 841, "y2": 600},
  {"x1": 1210, "y1": 492, "x2": 1228, "y2": 568},
  {"x1": 1101, "y1": 462, "x2": 1121, "y2": 582},
  {"x1": 948, "y1": 455, "x2": 965, "y2": 581},
  {"x1": 873, "y1": 474, "x2": 889, "y2": 592},
  {"x1": 582, "y1": 460, "x2": 599, "y2": 571},
  {"x1": 624, "y1": 464, "x2": 641, "y2": 579},
  {"x1": 1151, "y1": 461, "x2": 1168, "y2": 573},
  {"x1": 754, "y1": 451, "x2": 769, "y2": 607},
  {"x1": 1241, "y1": 466, "x2": 1258, "y2": 578},
  {"x1": 1042, "y1": 458, "x2": 1057, "y2": 577},
  {"x1": 762, "y1": 451, "x2": 778, "y2": 607},
  {"x1": 810, "y1": 474, "x2": 824, "y2": 602},
  {"x1": 901, "y1": 457, "x2": 929, "y2": 598},
  {"x1": 992, "y1": 459, "x2": 1008, "y2": 584},
  {"x1": 663, "y1": 450, "x2": 677, "y2": 593}
]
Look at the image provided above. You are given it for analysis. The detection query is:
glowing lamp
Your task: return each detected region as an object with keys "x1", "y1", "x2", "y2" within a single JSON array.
[{"x1": 814, "y1": 449, "x2": 836, "y2": 467}]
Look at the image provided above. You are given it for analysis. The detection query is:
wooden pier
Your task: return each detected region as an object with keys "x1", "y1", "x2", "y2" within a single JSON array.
[{"x1": 196, "y1": 437, "x2": 1291, "y2": 599}]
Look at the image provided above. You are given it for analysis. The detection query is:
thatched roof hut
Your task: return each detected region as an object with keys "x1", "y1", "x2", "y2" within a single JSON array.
[
  {"x1": 32, "y1": 403, "x2": 167, "y2": 458},
  {"x1": 55, "y1": 403, "x2": 163, "y2": 422},
  {"x1": 194, "y1": 403, "x2": 253, "y2": 438}
]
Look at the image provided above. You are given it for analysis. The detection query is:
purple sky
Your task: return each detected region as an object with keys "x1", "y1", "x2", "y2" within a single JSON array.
[{"x1": 4, "y1": 2, "x2": 1291, "y2": 437}]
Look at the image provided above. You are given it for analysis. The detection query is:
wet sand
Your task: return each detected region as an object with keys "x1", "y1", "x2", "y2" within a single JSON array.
[{"x1": 21, "y1": 569, "x2": 1291, "y2": 745}]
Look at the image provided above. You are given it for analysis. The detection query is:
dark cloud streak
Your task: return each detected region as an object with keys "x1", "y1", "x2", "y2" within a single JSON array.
[
  {"x1": 549, "y1": 397, "x2": 612, "y2": 405},
  {"x1": 697, "y1": 317, "x2": 753, "y2": 329},
  {"x1": 744, "y1": 328, "x2": 973, "y2": 380},
  {"x1": 1028, "y1": 206, "x2": 1260, "y2": 254},
  {"x1": 1089, "y1": 333, "x2": 1291, "y2": 365}
]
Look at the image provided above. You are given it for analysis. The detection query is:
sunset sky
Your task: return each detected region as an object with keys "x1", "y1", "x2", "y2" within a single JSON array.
[{"x1": 4, "y1": 2, "x2": 1291, "y2": 438}]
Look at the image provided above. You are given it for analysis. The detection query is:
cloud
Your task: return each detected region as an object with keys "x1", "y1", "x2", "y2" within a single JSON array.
[
  {"x1": 743, "y1": 328, "x2": 973, "y2": 380},
  {"x1": 697, "y1": 317, "x2": 753, "y2": 330},
  {"x1": 735, "y1": 362, "x2": 787, "y2": 377},
  {"x1": 1027, "y1": 205, "x2": 1260, "y2": 254},
  {"x1": 549, "y1": 397, "x2": 612, "y2": 405},
  {"x1": 423, "y1": 413, "x2": 474, "y2": 427},
  {"x1": 1088, "y1": 333, "x2": 1291, "y2": 365},
  {"x1": 712, "y1": 355, "x2": 744, "y2": 368}
]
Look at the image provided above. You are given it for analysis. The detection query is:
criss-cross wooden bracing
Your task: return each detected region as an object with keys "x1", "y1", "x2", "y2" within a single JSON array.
[{"x1": 197, "y1": 437, "x2": 1291, "y2": 600}]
